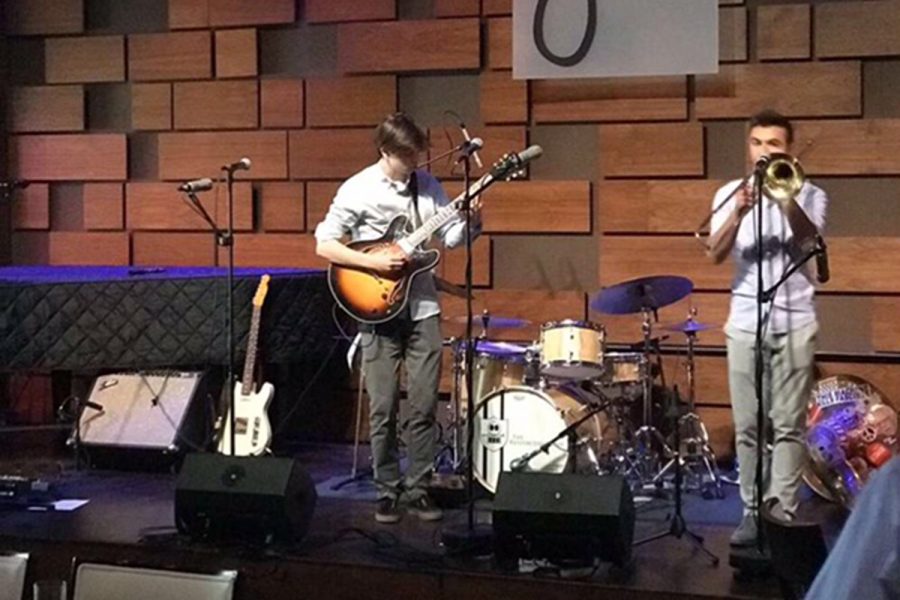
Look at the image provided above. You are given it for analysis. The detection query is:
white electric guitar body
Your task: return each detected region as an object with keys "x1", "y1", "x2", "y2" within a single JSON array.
[{"x1": 218, "y1": 275, "x2": 275, "y2": 456}]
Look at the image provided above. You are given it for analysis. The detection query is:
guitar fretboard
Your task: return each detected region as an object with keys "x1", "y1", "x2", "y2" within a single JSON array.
[
  {"x1": 241, "y1": 306, "x2": 262, "y2": 396},
  {"x1": 402, "y1": 171, "x2": 494, "y2": 249}
]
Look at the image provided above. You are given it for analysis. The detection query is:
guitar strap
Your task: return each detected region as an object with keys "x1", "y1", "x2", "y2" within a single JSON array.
[{"x1": 408, "y1": 170, "x2": 421, "y2": 231}]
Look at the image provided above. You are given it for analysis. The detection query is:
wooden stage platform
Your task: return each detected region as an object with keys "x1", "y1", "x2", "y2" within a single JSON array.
[{"x1": 0, "y1": 443, "x2": 782, "y2": 600}]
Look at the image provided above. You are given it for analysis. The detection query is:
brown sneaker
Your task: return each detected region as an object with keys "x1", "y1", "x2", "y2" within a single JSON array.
[
  {"x1": 375, "y1": 496, "x2": 402, "y2": 524},
  {"x1": 408, "y1": 495, "x2": 443, "y2": 521}
]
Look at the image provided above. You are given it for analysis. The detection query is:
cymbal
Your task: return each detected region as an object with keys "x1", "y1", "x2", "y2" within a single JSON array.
[
  {"x1": 590, "y1": 275, "x2": 693, "y2": 315},
  {"x1": 661, "y1": 319, "x2": 716, "y2": 334},
  {"x1": 444, "y1": 315, "x2": 532, "y2": 329}
]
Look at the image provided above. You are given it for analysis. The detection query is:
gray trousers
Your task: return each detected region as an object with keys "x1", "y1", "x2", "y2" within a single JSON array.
[
  {"x1": 361, "y1": 314, "x2": 442, "y2": 501},
  {"x1": 726, "y1": 321, "x2": 817, "y2": 517}
]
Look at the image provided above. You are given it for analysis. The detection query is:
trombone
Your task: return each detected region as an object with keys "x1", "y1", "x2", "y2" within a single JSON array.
[{"x1": 694, "y1": 153, "x2": 806, "y2": 248}]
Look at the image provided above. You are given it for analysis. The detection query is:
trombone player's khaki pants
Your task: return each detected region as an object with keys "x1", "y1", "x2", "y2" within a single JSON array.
[{"x1": 726, "y1": 321, "x2": 818, "y2": 517}]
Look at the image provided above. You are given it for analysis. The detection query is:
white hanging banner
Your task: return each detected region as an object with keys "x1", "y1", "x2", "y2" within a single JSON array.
[{"x1": 513, "y1": 0, "x2": 719, "y2": 79}]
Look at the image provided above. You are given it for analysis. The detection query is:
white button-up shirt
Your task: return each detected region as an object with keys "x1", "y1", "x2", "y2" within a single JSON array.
[
  {"x1": 315, "y1": 163, "x2": 480, "y2": 321},
  {"x1": 710, "y1": 179, "x2": 829, "y2": 334}
]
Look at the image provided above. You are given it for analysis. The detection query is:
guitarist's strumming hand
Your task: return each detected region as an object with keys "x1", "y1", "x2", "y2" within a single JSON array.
[{"x1": 365, "y1": 245, "x2": 408, "y2": 273}]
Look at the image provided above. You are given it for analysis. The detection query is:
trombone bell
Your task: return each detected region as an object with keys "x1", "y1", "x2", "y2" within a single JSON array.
[{"x1": 762, "y1": 152, "x2": 805, "y2": 205}]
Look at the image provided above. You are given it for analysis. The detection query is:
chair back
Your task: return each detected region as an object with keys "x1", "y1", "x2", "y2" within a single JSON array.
[{"x1": 73, "y1": 563, "x2": 236, "y2": 600}]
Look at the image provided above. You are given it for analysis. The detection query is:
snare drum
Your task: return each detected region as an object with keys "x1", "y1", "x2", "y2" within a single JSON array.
[
  {"x1": 539, "y1": 320, "x2": 606, "y2": 380},
  {"x1": 602, "y1": 352, "x2": 648, "y2": 385},
  {"x1": 458, "y1": 340, "x2": 527, "y2": 415},
  {"x1": 471, "y1": 385, "x2": 615, "y2": 493}
]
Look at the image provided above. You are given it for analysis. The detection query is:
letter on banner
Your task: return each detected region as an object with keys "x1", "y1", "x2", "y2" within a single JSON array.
[{"x1": 513, "y1": 0, "x2": 719, "y2": 79}]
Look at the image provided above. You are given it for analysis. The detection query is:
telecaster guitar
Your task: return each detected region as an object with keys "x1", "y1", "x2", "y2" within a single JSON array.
[
  {"x1": 329, "y1": 145, "x2": 543, "y2": 324},
  {"x1": 218, "y1": 275, "x2": 274, "y2": 456}
]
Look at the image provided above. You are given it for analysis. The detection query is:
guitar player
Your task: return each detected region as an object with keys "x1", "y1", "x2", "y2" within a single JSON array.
[{"x1": 315, "y1": 112, "x2": 483, "y2": 524}]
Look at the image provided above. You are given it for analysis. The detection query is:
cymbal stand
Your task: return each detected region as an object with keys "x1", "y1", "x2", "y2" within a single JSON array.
[
  {"x1": 630, "y1": 307, "x2": 672, "y2": 486},
  {"x1": 653, "y1": 310, "x2": 723, "y2": 497}
]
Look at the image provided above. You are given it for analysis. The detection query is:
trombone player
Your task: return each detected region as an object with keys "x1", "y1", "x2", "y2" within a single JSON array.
[{"x1": 706, "y1": 109, "x2": 828, "y2": 546}]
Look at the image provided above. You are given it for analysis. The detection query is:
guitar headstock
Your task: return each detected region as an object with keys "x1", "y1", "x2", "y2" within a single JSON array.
[
  {"x1": 253, "y1": 274, "x2": 271, "y2": 308},
  {"x1": 489, "y1": 145, "x2": 542, "y2": 181}
]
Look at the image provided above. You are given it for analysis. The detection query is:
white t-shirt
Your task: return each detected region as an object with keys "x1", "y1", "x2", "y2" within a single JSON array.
[
  {"x1": 710, "y1": 179, "x2": 828, "y2": 334},
  {"x1": 315, "y1": 163, "x2": 479, "y2": 321}
]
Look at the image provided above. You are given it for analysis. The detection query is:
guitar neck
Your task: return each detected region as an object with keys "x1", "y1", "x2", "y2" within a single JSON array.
[
  {"x1": 240, "y1": 306, "x2": 262, "y2": 396},
  {"x1": 402, "y1": 172, "x2": 493, "y2": 249}
]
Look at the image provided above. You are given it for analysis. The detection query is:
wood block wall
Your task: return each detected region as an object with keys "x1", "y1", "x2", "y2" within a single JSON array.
[{"x1": 5, "y1": 0, "x2": 900, "y2": 459}]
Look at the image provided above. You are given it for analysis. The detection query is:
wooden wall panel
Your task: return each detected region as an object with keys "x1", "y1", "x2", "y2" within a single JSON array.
[
  {"x1": 532, "y1": 77, "x2": 687, "y2": 124},
  {"x1": 872, "y1": 298, "x2": 900, "y2": 353},
  {"x1": 226, "y1": 234, "x2": 326, "y2": 269},
  {"x1": 436, "y1": 0, "x2": 480, "y2": 18},
  {"x1": 126, "y1": 182, "x2": 253, "y2": 231},
  {"x1": 261, "y1": 79, "x2": 304, "y2": 128},
  {"x1": 439, "y1": 234, "x2": 491, "y2": 287},
  {"x1": 480, "y1": 181, "x2": 592, "y2": 234},
  {"x1": 158, "y1": 131, "x2": 287, "y2": 180},
  {"x1": 482, "y1": 0, "x2": 510, "y2": 16},
  {"x1": 129, "y1": 31, "x2": 212, "y2": 82},
  {"x1": 596, "y1": 292, "x2": 730, "y2": 347},
  {"x1": 829, "y1": 237, "x2": 900, "y2": 294},
  {"x1": 49, "y1": 232, "x2": 130, "y2": 265},
  {"x1": 45, "y1": 36, "x2": 124, "y2": 84},
  {"x1": 719, "y1": 6, "x2": 748, "y2": 63},
  {"x1": 13, "y1": 184, "x2": 49, "y2": 230},
  {"x1": 306, "y1": 0, "x2": 395, "y2": 23},
  {"x1": 817, "y1": 361, "x2": 900, "y2": 403},
  {"x1": 131, "y1": 83, "x2": 172, "y2": 130},
  {"x1": 598, "y1": 180, "x2": 727, "y2": 233},
  {"x1": 215, "y1": 28, "x2": 257, "y2": 79},
  {"x1": 288, "y1": 129, "x2": 374, "y2": 180},
  {"x1": 173, "y1": 80, "x2": 258, "y2": 130},
  {"x1": 261, "y1": 182, "x2": 305, "y2": 232},
  {"x1": 83, "y1": 183, "x2": 124, "y2": 230},
  {"x1": 757, "y1": 4, "x2": 811, "y2": 61},
  {"x1": 168, "y1": 0, "x2": 208, "y2": 30},
  {"x1": 9, "y1": 86, "x2": 84, "y2": 133},
  {"x1": 441, "y1": 290, "x2": 586, "y2": 342},
  {"x1": 10, "y1": 134, "x2": 127, "y2": 181},
  {"x1": 11, "y1": 233, "x2": 49, "y2": 265},
  {"x1": 208, "y1": 0, "x2": 295, "y2": 27},
  {"x1": 599, "y1": 123, "x2": 705, "y2": 178},
  {"x1": 793, "y1": 119, "x2": 900, "y2": 175},
  {"x1": 486, "y1": 17, "x2": 511, "y2": 70},
  {"x1": 306, "y1": 181, "x2": 341, "y2": 232},
  {"x1": 306, "y1": 76, "x2": 397, "y2": 128},
  {"x1": 132, "y1": 232, "x2": 215, "y2": 266},
  {"x1": 430, "y1": 125, "x2": 527, "y2": 180},
  {"x1": 816, "y1": 1, "x2": 900, "y2": 58},
  {"x1": 5, "y1": 0, "x2": 83, "y2": 35},
  {"x1": 696, "y1": 62, "x2": 861, "y2": 119},
  {"x1": 600, "y1": 236, "x2": 732, "y2": 291},
  {"x1": 480, "y1": 70, "x2": 527, "y2": 124},
  {"x1": 338, "y1": 19, "x2": 480, "y2": 73}
]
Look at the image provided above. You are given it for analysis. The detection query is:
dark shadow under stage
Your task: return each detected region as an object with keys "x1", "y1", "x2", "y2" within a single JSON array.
[{"x1": 0, "y1": 444, "x2": 784, "y2": 600}]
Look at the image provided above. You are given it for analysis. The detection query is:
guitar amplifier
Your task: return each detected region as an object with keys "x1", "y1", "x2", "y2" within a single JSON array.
[{"x1": 78, "y1": 371, "x2": 209, "y2": 454}]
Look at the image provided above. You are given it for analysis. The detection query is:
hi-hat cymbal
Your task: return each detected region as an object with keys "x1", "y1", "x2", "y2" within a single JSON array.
[
  {"x1": 444, "y1": 315, "x2": 532, "y2": 329},
  {"x1": 661, "y1": 320, "x2": 716, "y2": 334},
  {"x1": 590, "y1": 275, "x2": 693, "y2": 315}
]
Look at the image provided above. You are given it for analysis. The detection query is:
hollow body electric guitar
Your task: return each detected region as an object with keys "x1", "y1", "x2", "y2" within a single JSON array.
[
  {"x1": 218, "y1": 274, "x2": 275, "y2": 456},
  {"x1": 329, "y1": 146, "x2": 543, "y2": 324}
]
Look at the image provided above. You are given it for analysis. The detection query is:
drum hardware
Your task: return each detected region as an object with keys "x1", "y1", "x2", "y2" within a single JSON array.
[
  {"x1": 653, "y1": 309, "x2": 724, "y2": 499},
  {"x1": 539, "y1": 320, "x2": 606, "y2": 380},
  {"x1": 445, "y1": 310, "x2": 532, "y2": 338}
]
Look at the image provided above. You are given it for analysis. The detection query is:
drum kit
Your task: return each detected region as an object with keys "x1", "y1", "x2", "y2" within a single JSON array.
[{"x1": 440, "y1": 274, "x2": 723, "y2": 497}]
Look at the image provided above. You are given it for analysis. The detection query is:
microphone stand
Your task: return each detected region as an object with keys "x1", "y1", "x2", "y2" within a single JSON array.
[
  {"x1": 180, "y1": 175, "x2": 237, "y2": 456},
  {"x1": 441, "y1": 148, "x2": 491, "y2": 555},
  {"x1": 752, "y1": 168, "x2": 767, "y2": 556}
]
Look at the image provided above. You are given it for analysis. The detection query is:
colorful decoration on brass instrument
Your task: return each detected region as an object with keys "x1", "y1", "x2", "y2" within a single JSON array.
[{"x1": 804, "y1": 375, "x2": 898, "y2": 508}]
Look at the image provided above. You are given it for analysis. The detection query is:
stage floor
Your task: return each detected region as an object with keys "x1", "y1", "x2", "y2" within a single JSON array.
[{"x1": 0, "y1": 443, "x2": 784, "y2": 599}]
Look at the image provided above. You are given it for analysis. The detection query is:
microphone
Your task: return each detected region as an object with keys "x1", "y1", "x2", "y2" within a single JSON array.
[
  {"x1": 177, "y1": 178, "x2": 214, "y2": 193},
  {"x1": 0, "y1": 180, "x2": 30, "y2": 191},
  {"x1": 815, "y1": 235, "x2": 830, "y2": 284},
  {"x1": 457, "y1": 137, "x2": 484, "y2": 160},
  {"x1": 515, "y1": 144, "x2": 544, "y2": 164},
  {"x1": 223, "y1": 157, "x2": 251, "y2": 172},
  {"x1": 755, "y1": 155, "x2": 771, "y2": 172},
  {"x1": 458, "y1": 122, "x2": 483, "y2": 168}
]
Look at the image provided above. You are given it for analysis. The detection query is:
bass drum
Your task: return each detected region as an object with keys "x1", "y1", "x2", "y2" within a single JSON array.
[{"x1": 471, "y1": 385, "x2": 616, "y2": 493}]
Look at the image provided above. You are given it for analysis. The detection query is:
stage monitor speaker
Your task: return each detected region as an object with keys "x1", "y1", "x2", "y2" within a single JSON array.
[
  {"x1": 79, "y1": 371, "x2": 208, "y2": 452},
  {"x1": 175, "y1": 453, "x2": 317, "y2": 545},
  {"x1": 492, "y1": 472, "x2": 635, "y2": 567}
]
